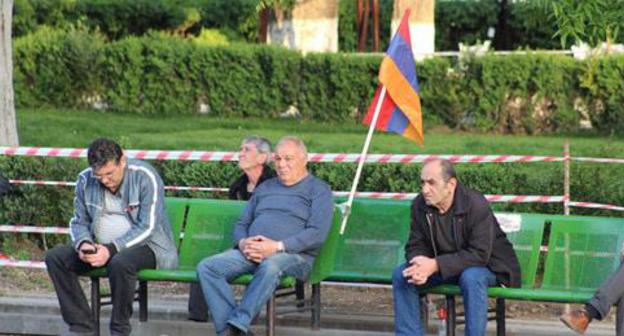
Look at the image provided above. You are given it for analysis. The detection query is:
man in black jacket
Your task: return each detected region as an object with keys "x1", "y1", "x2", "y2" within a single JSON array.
[{"x1": 392, "y1": 159, "x2": 521, "y2": 336}]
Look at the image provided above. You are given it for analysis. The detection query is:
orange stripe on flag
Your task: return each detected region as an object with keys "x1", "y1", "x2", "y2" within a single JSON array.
[{"x1": 378, "y1": 58, "x2": 424, "y2": 145}]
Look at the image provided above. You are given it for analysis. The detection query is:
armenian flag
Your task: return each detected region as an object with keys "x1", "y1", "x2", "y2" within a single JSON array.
[{"x1": 363, "y1": 9, "x2": 423, "y2": 145}]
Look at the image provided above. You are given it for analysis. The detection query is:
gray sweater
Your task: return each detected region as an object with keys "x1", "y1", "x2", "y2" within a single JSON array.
[{"x1": 233, "y1": 174, "x2": 334, "y2": 265}]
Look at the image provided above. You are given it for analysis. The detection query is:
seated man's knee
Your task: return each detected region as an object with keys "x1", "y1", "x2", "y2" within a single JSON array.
[
  {"x1": 392, "y1": 264, "x2": 409, "y2": 287},
  {"x1": 107, "y1": 254, "x2": 133, "y2": 274},
  {"x1": 197, "y1": 256, "x2": 224, "y2": 279},
  {"x1": 44, "y1": 245, "x2": 71, "y2": 267},
  {"x1": 459, "y1": 267, "x2": 489, "y2": 288},
  {"x1": 256, "y1": 258, "x2": 282, "y2": 278}
]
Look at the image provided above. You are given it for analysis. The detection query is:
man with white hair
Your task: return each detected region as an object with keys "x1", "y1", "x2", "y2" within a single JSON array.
[{"x1": 197, "y1": 136, "x2": 334, "y2": 336}]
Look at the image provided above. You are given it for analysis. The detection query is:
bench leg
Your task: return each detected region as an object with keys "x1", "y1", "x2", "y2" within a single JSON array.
[
  {"x1": 311, "y1": 283, "x2": 321, "y2": 330},
  {"x1": 90, "y1": 278, "x2": 101, "y2": 336},
  {"x1": 266, "y1": 295, "x2": 276, "y2": 336},
  {"x1": 296, "y1": 280, "x2": 305, "y2": 308},
  {"x1": 139, "y1": 280, "x2": 148, "y2": 322},
  {"x1": 446, "y1": 295, "x2": 456, "y2": 336},
  {"x1": 496, "y1": 297, "x2": 506, "y2": 336}
]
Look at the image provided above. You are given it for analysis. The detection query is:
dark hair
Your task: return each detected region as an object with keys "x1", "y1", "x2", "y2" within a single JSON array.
[
  {"x1": 439, "y1": 159, "x2": 457, "y2": 183},
  {"x1": 87, "y1": 138, "x2": 123, "y2": 170},
  {"x1": 424, "y1": 159, "x2": 457, "y2": 183}
]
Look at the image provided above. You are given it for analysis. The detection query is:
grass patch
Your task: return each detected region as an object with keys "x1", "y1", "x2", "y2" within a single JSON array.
[{"x1": 17, "y1": 108, "x2": 624, "y2": 157}]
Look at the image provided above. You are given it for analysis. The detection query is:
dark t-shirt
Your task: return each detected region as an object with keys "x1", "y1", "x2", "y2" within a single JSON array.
[
  {"x1": 433, "y1": 207, "x2": 456, "y2": 255},
  {"x1": 228, "y1": 165, "x2": 276, "y2": 201}
]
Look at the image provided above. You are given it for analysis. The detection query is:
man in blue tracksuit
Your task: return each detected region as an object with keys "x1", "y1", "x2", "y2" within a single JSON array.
[{"x1": 45, "y1": 138, "x2": 178, "y2": 336}]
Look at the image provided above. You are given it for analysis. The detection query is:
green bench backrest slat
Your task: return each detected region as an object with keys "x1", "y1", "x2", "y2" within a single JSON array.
[
  {"x1": 329, "y1": 198, "x2": 412, "y2": 283},
  {"x1": 177, "y1": 199, "x2": 246, "y2": 270},
  {"x1": 164, "y1": 197, "x2": 188, "y2": 249},
  {"x1": 497, "y1": 213, "x2": 546, "y2": 288},
  {"x1": 542, "y1": 215, "x2": 624, "y2": 291}
]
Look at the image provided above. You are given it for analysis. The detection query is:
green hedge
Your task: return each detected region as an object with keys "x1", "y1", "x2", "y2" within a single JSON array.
[{"x1": 13, "y1": 29, "x2": 624, "y2": 135}]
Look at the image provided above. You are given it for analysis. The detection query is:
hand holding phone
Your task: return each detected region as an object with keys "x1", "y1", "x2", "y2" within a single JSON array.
[
  {"x1": 81, "y1": 247, "x2": 97, "y2": 255},
  {"x1": 79, "y1": 243, "x2": 97, "y2": 255}
]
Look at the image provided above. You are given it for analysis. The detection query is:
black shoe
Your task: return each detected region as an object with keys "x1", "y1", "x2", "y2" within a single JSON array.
[{"x1": 228, "y1": 325, "x2": 254, "y2": 336}]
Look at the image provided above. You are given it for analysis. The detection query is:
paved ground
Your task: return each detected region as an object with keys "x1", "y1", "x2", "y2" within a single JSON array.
[{"x1": 0, "y1": 294, "x2": 616, "y2": 336}]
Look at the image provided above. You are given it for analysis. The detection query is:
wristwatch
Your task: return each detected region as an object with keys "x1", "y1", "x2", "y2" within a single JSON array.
[{"x1": 277, "y1": 241, "x2": 285, "y2": 253}]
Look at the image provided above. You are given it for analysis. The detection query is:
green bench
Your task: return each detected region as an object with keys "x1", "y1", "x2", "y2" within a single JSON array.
[
  {"x1": 86, "y1": 198, "x2": 341, "y2": 336},
  {"x1": 329, "y1": 198, "x2": 624, "y2": 336}
]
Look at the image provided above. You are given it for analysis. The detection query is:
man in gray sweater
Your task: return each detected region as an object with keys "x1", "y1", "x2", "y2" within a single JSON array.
[{"x1": 197, "y1": 136, "x2": 334, "y2": 336}]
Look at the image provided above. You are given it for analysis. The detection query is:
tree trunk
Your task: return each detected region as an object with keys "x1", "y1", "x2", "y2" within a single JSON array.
[
  {"x1": 0, "y1": 0, "x2": 18, "y2": 146},
  {"x1": 267, "y1": 0, "x2": 339, "y2": 53},
  {"x1": 392, "y1": 0, "x2": 435, "y2": 58}
]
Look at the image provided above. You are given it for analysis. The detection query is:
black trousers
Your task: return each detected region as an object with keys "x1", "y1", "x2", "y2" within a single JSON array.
[
  {"x1": 188, "y1": 282, "x2": 209, "y2": 321},
  {"x1": 45, "y1": 244, "x2": 156, "y2": 335}
]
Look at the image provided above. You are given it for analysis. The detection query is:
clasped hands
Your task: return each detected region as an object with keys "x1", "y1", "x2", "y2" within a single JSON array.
[
  {"x1": 402, "y1": 255, "x2": 438, "y2": 285},
  {"x1": 78, "y1": 242, "x2": 111, "y2": 267},
  {"x1": 239, "y1": 235, "x2": 279, "y2": 263}
]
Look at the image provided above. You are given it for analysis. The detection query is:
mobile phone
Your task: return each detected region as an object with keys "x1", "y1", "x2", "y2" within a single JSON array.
[{"x1": 81, "y1": 247, "x2": 97, "y2": 255}]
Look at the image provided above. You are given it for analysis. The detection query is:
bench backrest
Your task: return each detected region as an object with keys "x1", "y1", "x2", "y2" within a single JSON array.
[
  {"x1": 164, "y1": 197, "x2": 189, "y2": 249},
  {"x1": 177, "y1": 199, "x2": 245, "y2": 270},
  {"x1": 328, "y1": 198, "x2": 547, "y2": 286},
  {"x1": 541, "y1": 215, "x2": 624, "y2": 291},
  {"x1": 329, "y1": 198, "x2": 412, "y2": 283}
]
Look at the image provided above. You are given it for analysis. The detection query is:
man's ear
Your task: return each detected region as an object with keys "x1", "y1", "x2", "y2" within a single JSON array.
[{"x1": 448, "y1": 177, "x2": 458, "y2": 189}]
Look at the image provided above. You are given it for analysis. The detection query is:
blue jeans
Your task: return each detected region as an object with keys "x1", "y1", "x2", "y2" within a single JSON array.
[
  {"x1": 392, "y1": 263, "x2": 498, "y2": 336},
  {"x1": 197, "y1": 249, "x2": 310, "y2": 335}
]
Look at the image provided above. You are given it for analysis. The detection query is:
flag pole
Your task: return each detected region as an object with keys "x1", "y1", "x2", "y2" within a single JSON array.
[{"x1": 339, "y1": 86, "x2": 387, "y2": 234}]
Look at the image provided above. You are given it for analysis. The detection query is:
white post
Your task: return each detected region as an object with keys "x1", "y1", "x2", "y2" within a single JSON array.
[{"x1": 339, "y1": 86, "x2": 387, "y2": 234}]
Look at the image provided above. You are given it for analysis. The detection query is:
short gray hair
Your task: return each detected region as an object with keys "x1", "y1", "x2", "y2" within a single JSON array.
[
  {"x1": 243, "y1": 136, "x2": 272, "y2": 161},
  {"x1": 276, "y1": 136, "x2": 308, "y2": 157}
]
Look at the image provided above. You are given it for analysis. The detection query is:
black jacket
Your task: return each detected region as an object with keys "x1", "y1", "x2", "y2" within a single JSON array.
[
  {"x1": 405, "y1": 182, "x2": 521, "y2": 287},
  {"x1": 228, "y1": 165, "x2": 276, "y2": 201}
]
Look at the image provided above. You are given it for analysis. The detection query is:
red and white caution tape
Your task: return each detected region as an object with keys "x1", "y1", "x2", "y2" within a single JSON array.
[
  {"x1": 1, "y1": 146, "x2": 573, "y2": 163},
  {"x1": 0, "y1": 225, "x2": 69, "y2": 234},
  {"x1": 0, "y1": 260, "x2": 46, "y2": 269},
  {"x1": 9, "y1": 179, "x2": 76, "y2": 187},
  {"x1": 9, "y1": 180, "x2": 229, "y2": 192},
  {"x1": 572, "y1": 157, "x2": 624, "y2": 164},
  {"x1": 568, "y1": 201, "x2": 624, "y2": 212},
  {"x1": 9, "y1": 180, "x2": 567, "y2": 203}
]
